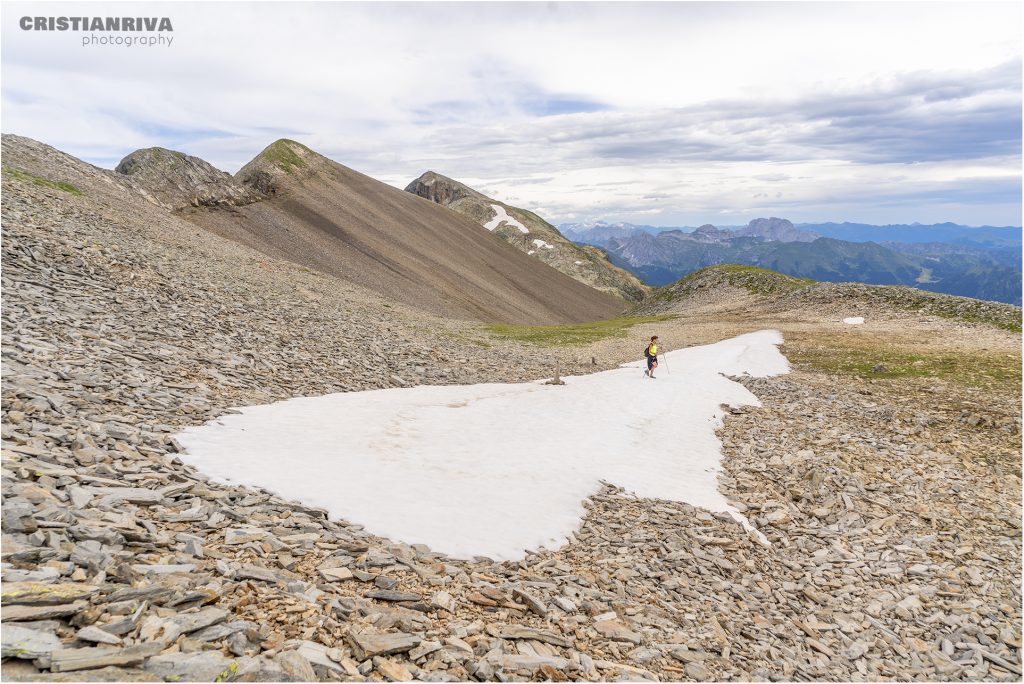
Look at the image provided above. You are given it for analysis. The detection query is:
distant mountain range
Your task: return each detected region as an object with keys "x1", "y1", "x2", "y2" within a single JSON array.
[
  {"x1": 796, "y1": 222, "x2": 1022, "y2": 247},
  {"x1": 564, "y1": 217, "x2": 1022, "y2": 305},
  {"x1": 562, "y1": 218, "x2": 1023, "y2": 249}
]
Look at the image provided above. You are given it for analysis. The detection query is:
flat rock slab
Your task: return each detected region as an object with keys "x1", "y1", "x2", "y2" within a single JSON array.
[
  {"x1": 234, "y1": 564, "x2": 280, "y2": 583},
  {"x1": 0, "y1": 665, "x2": 163, "y2": 682},
  {"x1": 348, "y1": 632, "x2": 421, "y2": 660},
  {"x1": 292, "y1": 640, "x2": 345, "y2": 673},
  {"x1": 492, "y1": 654, "x2": 571, "y2": 671},
  {"x1": 88, "y1": 488, "x2": 163, "y2": 505},
  {"x1": 50, "y1": 643, "x2": 163, "y2": 673},
  {"x1": 223, "y1": 528, "x2": 267, "y2": 545},
  {"x1": 511, "y1": 587, "x2": 547, "y2": 616},
  {"x1": 274, "y1": 651, "x2": 316, "y2": 681},
  {"x1": 1, "y1": 582, "x2": 99, "y2": 605},
  {"x1": 144, "y1": 652, "x2": 256, "y2": 681},
  {"x1": 376, "y1": 658, "x2": 412, "y2": 681},
  {"x1": 130, "y1": 564, "x2": 196, "y2": 575},
  {"x1": 408, "y1": 640, "x2": 442, "y2": 661},
  {"x1": 1, "y1": 567, "x2": 61, "y2": 583},
  {"x1": 486, "y1": 624, "x2": 571, "y2": 647},
  {"x1": 686, "y1": 661, "x2": 712, "y2": 680},
  {"x1": 670, "y1": 647, "x2": 712, "y2": 664},
  {"x1": 3, "y1": 601, "x2": 88, "y2": 622},
  {"x1": 167, "y1": 606, "x2": 229, "y2": 634},
  {"x1": 594, "y1": 619, "x2": 643, "y2": 645},
  {"x1": 1, "y1": 625, "x2": 63, "y2": 659},
  {"x1": 1, "y1": 536, "x2": 45, "y2": 563},
  {"x1": 364, "y1": 590, "x2": 421, "y2": 602},
  {"x1": 75, "y1": 626, "x2": 123, "y2": 646},
  {"x1": 319, "y1": 566, "x2": 353, "y2": 582}
]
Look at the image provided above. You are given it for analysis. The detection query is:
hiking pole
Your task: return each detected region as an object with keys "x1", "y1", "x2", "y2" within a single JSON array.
[{"x1": 662, "y1": 351, "x2": 670, "y2": 375}]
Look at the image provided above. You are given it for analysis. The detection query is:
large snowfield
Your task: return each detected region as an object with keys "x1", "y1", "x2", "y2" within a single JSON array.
[{"x1": 177, "y1": 330, "x2": 790, "y2": 560}]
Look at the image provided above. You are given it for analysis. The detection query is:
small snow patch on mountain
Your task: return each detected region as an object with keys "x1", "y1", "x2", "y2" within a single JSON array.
[{"x1": 483, "y1": 204, "x2": 529, "y2": 234}]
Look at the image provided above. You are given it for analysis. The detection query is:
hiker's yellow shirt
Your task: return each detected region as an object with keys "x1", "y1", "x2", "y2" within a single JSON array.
[{"x1": 649, "y1": 344, "x2": 658, "y2": 355}]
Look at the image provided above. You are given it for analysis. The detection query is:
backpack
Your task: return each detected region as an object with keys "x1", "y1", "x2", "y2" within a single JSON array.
[{"x1": 644, "y1": 344, "x2": 652, "y2": 358}]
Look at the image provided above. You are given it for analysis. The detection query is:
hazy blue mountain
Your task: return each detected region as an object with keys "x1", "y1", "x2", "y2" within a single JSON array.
[
  {"x1": 560, "y1": 221, "x2": 687, "y2": 246},
  {"x1": 796, "y1": 222, "x2": 1022, "y2": 248},
  {"x1": 602, "y1": 228, "x2": 1022, "y2": 304},
  {"x1": 881, "y1": 241, "x2": 1022, "y2": 268},
  {"x1": 567, "y1": 218, "x2": 1022, "y2": 249},
  {"x1": 734, "y1": 217, "x2": 819, "y2": 242}
]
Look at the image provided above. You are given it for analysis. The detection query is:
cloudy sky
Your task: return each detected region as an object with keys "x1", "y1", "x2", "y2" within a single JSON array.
[{"x1": 2, "y1": 1, "x2": 1021, "y2": 226}]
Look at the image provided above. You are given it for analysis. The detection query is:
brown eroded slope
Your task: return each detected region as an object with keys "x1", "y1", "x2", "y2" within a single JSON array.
[{"x1": 165, "y1": 140, "x2": 623, "y2": 324}]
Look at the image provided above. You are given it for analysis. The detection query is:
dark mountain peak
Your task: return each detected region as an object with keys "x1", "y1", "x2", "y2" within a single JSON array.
[
  {"x1": 115, "y1": 146, "x2": 261, "y2": 209},
  {"x1": 405, "y1": 171, "x2": 482, "y2": 206}
]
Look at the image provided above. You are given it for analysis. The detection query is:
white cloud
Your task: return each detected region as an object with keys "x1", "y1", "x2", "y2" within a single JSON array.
[{"x1": 1, "y1": 1, "x2": 1020, "y2": 225}]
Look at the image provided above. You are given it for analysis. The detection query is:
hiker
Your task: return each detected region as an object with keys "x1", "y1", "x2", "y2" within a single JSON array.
[{"x1": 644, "y1": 335, "x2": 659, "y2": 378}]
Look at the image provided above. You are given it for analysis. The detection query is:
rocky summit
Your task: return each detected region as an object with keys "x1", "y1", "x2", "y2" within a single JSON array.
[
  {"x1": 1, "y1": 132, "x2": 1021, "y2": 682},
  {"x1": 114, "y1": 148, "x2": 261, "y2": 210}
]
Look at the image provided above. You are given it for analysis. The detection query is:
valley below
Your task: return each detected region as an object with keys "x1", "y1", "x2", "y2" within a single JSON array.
[{"x1": 1, "y1": 134, "x2": 1021, "y2": 682}]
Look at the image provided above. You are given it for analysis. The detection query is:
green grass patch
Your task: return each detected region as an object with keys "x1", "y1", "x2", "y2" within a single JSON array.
[
  {"x1": 261, "y1": 139, "x2": 309, "y2": 173},
  {"x1": 486, "y1": 315, "x2": 676, "y2": 347},
  {"x1": 3, "y1": 167, "x2": 83, "y2": 195},
  {"x1": 789, "y1": 342, "x2": 1021, "y2": 392},
  {"x1": 647, "y1": 264, "x2": 814, "y2": 305},
  {"x1": 711, "y1": 264, "x2": 815, "y2": 295}
]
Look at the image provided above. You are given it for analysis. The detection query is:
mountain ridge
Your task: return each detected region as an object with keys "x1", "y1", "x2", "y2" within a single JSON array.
[
  {"x1": 564, "y1": 219, "x2": 1022, "y2": 247},
  {"x1": 405, "y1": 171, "x2": 648, "y2": 302},
  {"x1": 115, "y1": 146, "x2": 261, "y2": 209},
  {"x1": 3, "y1": 134, "x2": 624, "y2": 325},
  {"x1": 175, "y1": 140, "x2": 626, "y2": 323},
  {"x1": 635, "y1": 264, "x2": 1022, "y2": 331}
]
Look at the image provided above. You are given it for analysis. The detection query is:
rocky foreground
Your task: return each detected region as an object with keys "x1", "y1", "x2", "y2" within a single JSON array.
[{"x1": 2, "y1": 139, "x2": 1022, "y2": 682}]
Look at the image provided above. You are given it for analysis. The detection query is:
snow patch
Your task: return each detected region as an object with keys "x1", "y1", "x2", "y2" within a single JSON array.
[
  {"x1": 532, "y1": 239, "x2": 555, "y2": 250},
  {"x1": 177, "y1": 331, "x2": 789, "y2": 561},
  {"x1": 574, "y1": 260, "x2": 583, "y2": 265},
  {"x1": 527, "y1": 250, "x2": 536, "y2": 255},
  {"x1": 843, "y1": 317, "x2": 865, "y2": 325},
  {"x1": 483, "y1": 204, "x2": 529, "y2": 234}
]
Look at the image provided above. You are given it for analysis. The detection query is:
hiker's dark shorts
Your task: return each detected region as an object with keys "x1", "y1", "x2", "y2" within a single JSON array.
[{"x1": 647, "y1": 356, "x2": 657, "y2": 369}]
